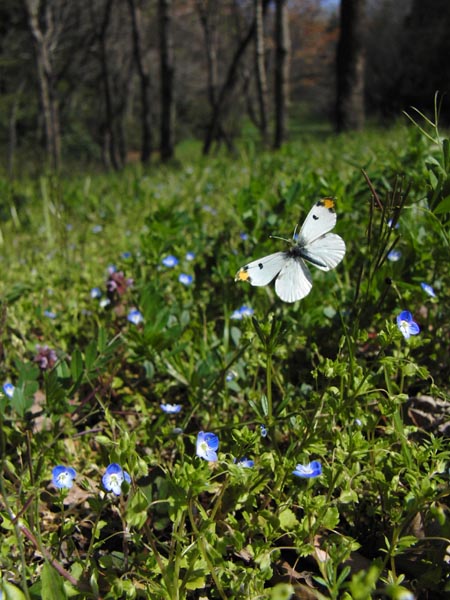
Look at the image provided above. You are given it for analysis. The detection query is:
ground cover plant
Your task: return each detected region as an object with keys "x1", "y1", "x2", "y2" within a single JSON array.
[{"x1": 0, "y1": 117, "x2": 449, "y2": 599}]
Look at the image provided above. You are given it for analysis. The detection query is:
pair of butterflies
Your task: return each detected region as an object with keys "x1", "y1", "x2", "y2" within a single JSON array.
[{"x1": 235, "y1": 198, "x2": 346, "y2": 303}]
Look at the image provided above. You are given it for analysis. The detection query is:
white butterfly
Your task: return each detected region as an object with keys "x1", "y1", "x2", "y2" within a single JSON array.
[{"x1": 235, "y1": 198, "x2": 346, "y2": 303}]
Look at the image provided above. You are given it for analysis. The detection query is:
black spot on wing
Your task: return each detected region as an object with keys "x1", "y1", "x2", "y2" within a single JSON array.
[
  {"x1": 312, "y1": 214, "x2": 319, "y2": 220},
  {"x1": 258, "y1": 263, "x2": 264, "y2": 269}
]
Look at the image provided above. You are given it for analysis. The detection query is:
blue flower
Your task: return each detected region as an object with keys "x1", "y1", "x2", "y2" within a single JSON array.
[
  {"x1": 99, "y1": 297, "x2": 111, "y2": 308},
  {"x1": 231, "y1": 305, "x2": 254, "y2": 320},
  {"x1": 179, "y1": 273, "x2": 193, "y2": 286},
  {"x1": 260, "y1": 425, "x2": 268, "y2": 438},
  {"x1": 44, "y1": 310, "x2": 56, "y2": 319},
  {"x1": 90, "y1": 287, "x2": 102, "y2": 299},
  {"x1": 52, "y1": 465, "x2": 77, "y2": 489},
  {"x1": 196, "y1": 431, "x2": 219, "y2": 462},
  {"x1": 185, "y1": 251, "x2": 195, "y2": 261},
  {"x1": 387, "y1": 249, "x2": 402, "y2": 262},
  {"x1": 202, "y1": 204, "x2": 217, "y2": 215},
  {"x1": 2, "y1": 382, "x2": 15, "y2": 398},
  {"x1": 235, "y1": 457, "x2": 254, "y2": 468},
  {"x1": 160, "y1": 403, "x2": 182, "y2": 414},
  {"x1": 92, "y1": 225, "x2": 103, "y2": 233},
  {"x1": 292, "y1": 460, "x2": 322, "y2": 479},
  {"x1": 240, "y1": 232, "x2": 249, "y2": 241},
  {"x1": 421, "y1": 282, "x2": 436, "y2": 298},
  {"x1": 387, "y1": 218, "x2": 399, "y2": 229},
  {"x1": 102, "y1": 463, "x2": 131, "y2": 496},
  {"x1": 396, "y1": 310, "x2": 420, "y2": 340},
  {"x1": 127, "y1": 309, "x2": 144, "y2": 325},
  {"x1": 121, "y1": 251, "x2": 132, "y2": 259},
  {"x1": 162, "y1": 255, "x2": 179, "y2": 268}
]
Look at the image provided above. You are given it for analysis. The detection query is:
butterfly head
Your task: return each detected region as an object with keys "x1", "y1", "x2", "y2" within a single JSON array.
[
  {"x1": 235, "y1": 266, "x2": 251, "y2": 282},
  {"x1": 318, "y1": 197, "x2": 336, "y2": 212}
]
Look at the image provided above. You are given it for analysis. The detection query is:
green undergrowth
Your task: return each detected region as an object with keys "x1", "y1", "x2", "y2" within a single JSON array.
[{"x1": 0, "y1": 118, "x2": 449, "y2": 599}]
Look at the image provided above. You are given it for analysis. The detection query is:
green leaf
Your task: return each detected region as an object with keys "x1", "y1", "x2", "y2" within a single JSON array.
[
  {"x1": 84, "y1": 339, "x2": 97, "y2": 371},
  {"x1": 70, "y1": 349, "x2": 83, "y2": 381},
  {"x1": 97, "y1": 326, "x2": 107, "y2": 353},
  {"x1": 9, "y1": 387, "x2": 34, "y2": 418},
  {"x1": 260, "y1": 394, "x2": 269, "y2": 417},
  {"x1": 428, "y1": 169, "x2": 438, "y2": 190},
  {"x1": 278, "y1": 507, "x2": 299, "y2": 531},
  {"x1": 270, "y1": 582, "x2": 295, "y2": 600},
  {"x1": 41, "y1": 563, "x2": 67, "y2": 600},
  {"x1": 0, "y1": 579, "x2": 27, "y2": 600},
  {"x1": 434, "y1": 195, "x2": 450, "y2": 214},
  {"x1": 339, "y1": 489, "x2": 359, "y2": 504}
]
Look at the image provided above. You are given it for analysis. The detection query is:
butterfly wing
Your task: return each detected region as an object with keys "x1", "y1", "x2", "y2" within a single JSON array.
[
  {"x1": 235, "y1": 252, "x2": 288, "y2": 287},
  {"x1": 275, "y1": 258, "x2": 312, "y2": 302},
  {"x1": 299, "y1": 233, "x2": 346, "y2": 271},
  {"x1": 298, "y1": 198, "x2": 337, "y2": 246}
]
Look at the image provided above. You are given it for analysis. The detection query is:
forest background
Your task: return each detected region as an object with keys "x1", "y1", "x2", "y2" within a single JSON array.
[{"x1": 1, "y1": 0, "x2": 450, "y2": 175}]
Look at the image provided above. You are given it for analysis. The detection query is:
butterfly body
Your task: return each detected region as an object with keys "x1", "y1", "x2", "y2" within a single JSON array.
[{"x1": 235, "y1": 198, "x2": 345, "y2": 303}]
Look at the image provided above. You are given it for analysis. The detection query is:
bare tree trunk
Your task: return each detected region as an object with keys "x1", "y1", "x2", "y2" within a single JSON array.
[
  {"x1": 196, "y1": 1, "x2": 218, "y2": 110},
  {"x1": 8, "y1": 81, "x2": 25, "y2": 178},
  {"x1": 336, "y1": 0, "x2": 366, "y2": 132},
  {"x1": 128, "y1": 0, "x2": 153, "y2": 164},
  {"x1": 273, "y1": 0, "x2": 290, "y2": 149},
  {"x1": 158, "y1": 0, "x2": 175, "y2": 161},
  {"x1": 25, "y1": 0, "x2": 61, "y2": 170},
  {"x1": 254, "y1": 0, "x2": 268, "y2": 142},
  {"x1": 202, "y1": 14, "x2": 257, "y2": 155},
  {"x1": 94, "y1": 0, "x2": 122, "y2": 170}
]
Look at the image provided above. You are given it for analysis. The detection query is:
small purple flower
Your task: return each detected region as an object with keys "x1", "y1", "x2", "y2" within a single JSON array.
[
  {"x1": 179, "y1": 273, "x2": 193, "y2": 286},
  {"x1": 387, "y1": 249, "x2": 402, "y2": 262},
  {"x1": 2, "y1": 382, "x2": 15, "y2": 398},
  {"x1": 231, "y1": 305, "x2": 254, "y2": 320},
  {"x1": 185, "y1": 252, "x2": 195, "y2": 261},
  {"x1": 127, "y1": 309, "x2": 144, "y2": 325},
  {"x1": 420, "y1": 282, "x2": 436, "y2": 298},
  {"x1": 102, "y1": 463, "x2": 131, "y2": 496},
  {"x1": 52, "y1": 465, "x2": 76, "y2": 489},
  {"x1": 260, "y1": 425, "x2": 268, "y2": 438},
  {"x1": 106, "y1": 270, "x2": 133, "y2": 296},
  {"x1": 44, "y1": 310, "x2": 56, "y2": 319},
  {"x1": 90, "y1": 287, "x2": 102, "y2": 299},
  {"x1": 293, "y1": 460, "x2": 322, "y2": 479},
  {"x1": 34, "y1": 345, "x2": 57, "y2": 370},
  {"x1": 92, "y1": 225, "x2": 103, "y2": 234},
  {"x1": 162, "y1": 255, "x2": 179, "y2": 268},
  {"x1": 396, "y1": 311, "x2": 420, "y2": 340},
  {"x1": 240, "y1": 233, "x2": 249, "y2": 241},
  {"x1": 121, "y1": 251, "x2": 132, "y2": 259},
  {"x1": 196, "y1": 431, "x2": 219, "y2": 462},
  {"x1": 107, "y1": 265, "x2": 117, "y2": 274},
  {"x1": 160, "y1": 403, "x2": 182, "y2": 414},
  {"x1": 235, "y1": 457, "x2": 254, "y2": 468}
]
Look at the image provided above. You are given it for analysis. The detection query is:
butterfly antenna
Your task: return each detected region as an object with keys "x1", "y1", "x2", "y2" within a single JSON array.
[{"x1": 269, "y1": 234, "x2": 291, "y2": 245}]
